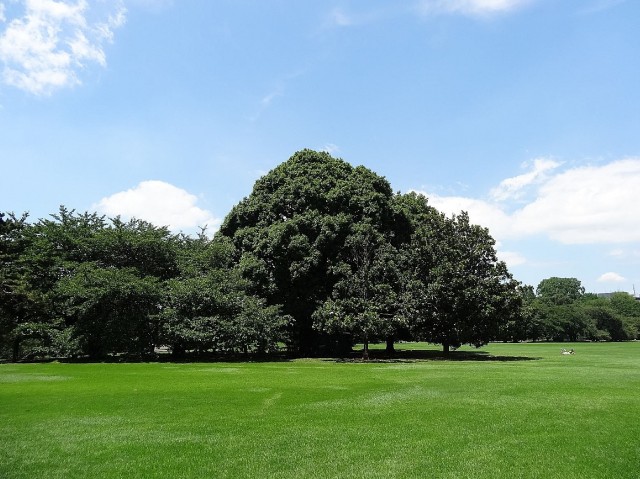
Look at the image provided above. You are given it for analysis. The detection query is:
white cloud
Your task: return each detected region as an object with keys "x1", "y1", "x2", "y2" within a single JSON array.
[
  {"x1": 418, "y1": 0, "x2": 533, "y2": 16},
  {"x1": 0, "y1": 0, "x2": 126, "y2": 95},
  {"x1": 498, "y1": 250, "x2": 526, "y2": 267},
  {"x1": 414, "y1": 158, "x2": 640, "y2": 245},
  {"x1": 490, "y1": 157, "x2": 560, "y2": 201},
  {"x1": 250, "y1": 69, "x2": 306, "y2": 122},
  {"x1": 416, "y1": 191, "x2": 515, "y2": 240},
  {"x1": 597, "y1": 272, "x2": 626, "y2": 283},
  {"x1": 513, "y1": 159, "x2": 640, "y2": 244},
  {"x1": 94, "y1": 180, "x2": 220, "y2": 235}
]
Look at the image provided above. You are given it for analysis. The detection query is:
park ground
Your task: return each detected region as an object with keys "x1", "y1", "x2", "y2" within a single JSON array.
[{"x1": 1, "y1": 341, "x2": 638, "y2": 478}]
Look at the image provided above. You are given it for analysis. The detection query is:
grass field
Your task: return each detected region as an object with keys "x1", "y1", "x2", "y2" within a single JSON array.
[{"x1": 1, "y1": 342, "x2": 639, "y2": 478}]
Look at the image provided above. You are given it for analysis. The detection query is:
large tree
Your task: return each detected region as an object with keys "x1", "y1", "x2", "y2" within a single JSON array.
[
  {"x1": 216, "y1": 149, "x2": 397, "y2": 354},
  {"x1": 398, "y1": 194, "x2": 521, "y2": 353}
]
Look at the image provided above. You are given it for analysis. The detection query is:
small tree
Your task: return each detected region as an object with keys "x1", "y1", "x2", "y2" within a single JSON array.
[{"x1": 536, "y1": 277, "x2": 585, "y2": 305}]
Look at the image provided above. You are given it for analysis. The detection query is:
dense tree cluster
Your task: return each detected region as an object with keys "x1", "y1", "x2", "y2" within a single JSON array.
[
  {"x1": 216, "y1": 150, "x2": 521, "y2": 357},
  {"x1": 6, "y1": 150, "x2": 632, "y2": 362},
  {"x1": 0, "y1": 209, "x2": 288, "y2": 361},
  {"x1": 499, "y1": 277, "x2": 640, "y2": 342}
]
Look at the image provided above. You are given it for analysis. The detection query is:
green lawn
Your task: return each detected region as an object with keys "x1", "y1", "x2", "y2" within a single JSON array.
[{"x1": 1, "y1": 342, "x2": 639, "y2": 478}]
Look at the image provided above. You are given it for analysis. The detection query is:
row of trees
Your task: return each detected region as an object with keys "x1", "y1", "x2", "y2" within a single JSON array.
[
  {"x1": 0, "y1": 206, "x2": 295, "y2": 361},
  {"x1": 3, "y1": 150, "x2": 636, "y2": 362},
  {"x1": 504, "y1": 277, "x2": 640, "y2": 343}
]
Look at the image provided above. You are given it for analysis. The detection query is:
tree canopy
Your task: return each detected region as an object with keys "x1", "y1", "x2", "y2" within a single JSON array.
[
  {"x1": 536, "y1": 277, "x2": 585, "y2": 305},
  {"x1": 217, "y1": 150, "x2": 523, "y2": 355},
  {"x1": 7, "y1": 149, "x2": 620, "y2": 361},
  {"x1": 500, "y1": 278, "x2": 640, "y2": 343},
  {"x1": 217, "y1": 149, "x2": 398, "y2": 354}
]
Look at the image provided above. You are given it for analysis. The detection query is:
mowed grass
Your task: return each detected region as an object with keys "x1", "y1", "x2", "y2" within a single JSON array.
[{"x1": 1, "y1": 342, "x2": 639, "y2": 478}]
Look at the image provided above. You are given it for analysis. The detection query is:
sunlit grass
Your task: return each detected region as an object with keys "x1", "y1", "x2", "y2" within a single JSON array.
[{"x1": 1, "y1": 342, "x2": 639, "y2": 478}]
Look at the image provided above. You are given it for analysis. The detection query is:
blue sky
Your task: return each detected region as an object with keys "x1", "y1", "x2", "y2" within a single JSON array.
[{"x1": 1, "y1": 0, "x2": 639, "y2": 294}]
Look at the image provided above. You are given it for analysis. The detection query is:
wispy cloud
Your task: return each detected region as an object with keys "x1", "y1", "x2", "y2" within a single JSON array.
[
  {"x1": 608, "y1": 248, "x2": 640, "y2": 260},
  {"x1": 327, "y1": 7, "x2": 353, "y2": 27},
  {"x1": 126, "y1": 0, "x2": 173, "y2": 13},
  {"x1": 418, "y1": 0, "x2": 533, "y2": 16},
  {"x1": 579, "y1": 0, "x2": 628, "y2": 15},
  {"x1": 250, "y1": 69, "x2": 305, "y2": 122},
  {"x1": 414, "y1": 157, "x2": 640, "y2": 245},
  {"x1": 490, "y1": 157, "x2": 560, "y2": 201},
  {"x1": 260, "y1": 87, "x2": 283, "y2": 108},
  {"x1": 94, "y1": 180, "x2": 220, "y2": 235},
  {"x1": 0, "y1": 0, "x2": 126, "y2": 95},
  {"x1": 321, "y1": 5, "x2": 395, "y2": 29},
  {"x1": 320, "y1": 143, "x2": 340, "y2": 155},
  {"x1": 249, "y1": 85, "x2": 284, "y2": 122},
  {"x1": 323, "y1": 1, "x2": 531, "y2": 31}
]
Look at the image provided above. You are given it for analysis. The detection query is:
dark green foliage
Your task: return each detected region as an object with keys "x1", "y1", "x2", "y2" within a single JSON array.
[
  {"x1": 218, "y1": 151, "x2": 520, "y2": 355},
  {"x1": 1, "y1": 150, "x2": 551, "y2": 360},
  {"x1": 498, "y1": 284, "x2": 544, "y2": 342},
  {"x1": 56, "y1": 264, "x2": 163, "y2": 358},
  {"x1": 0, "y1": 212, "x2": 30, "y2": 360},
  {"x1": 92, "y1": 217, "x2": 179, "y2": 279},
  {"x1": 514, "y1": 280, "x2": 640, "y2": 342},
  {"x1": 397, "y1": 196, "x2": 521, "y2": 352},
  {"x1": 580, "y1": 294, "x2": 637, "y2": 341},
  {"x1": 313, "y1": 223, "x2": 401, "y2": 358},
  {"x1": 218, "y1": 149, "x2": 397, "y2": 354},
  {"x1": 0, "y1": 205, "x2": 294, "y2": 361},
  {"x1": 536, "y1": 277, "x2": 585, "y2": 305},
  {"x1": 159, "y1": 231, "x2": 291, "y2": 358},
  {"x1": 0, "y1": 209, "x2": 172, "y2": 359},
  {"x1": 159, "y1": 271, "x2": 290, "y2": 357}
]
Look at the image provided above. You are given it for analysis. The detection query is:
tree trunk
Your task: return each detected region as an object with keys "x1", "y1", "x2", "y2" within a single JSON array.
[
  {"x1": 12, "y1": 337, "x2": 20, "y2": 363},
  {"x1": 443, "y1": 342, "x2": 450, "y2": 354},
  {"x1": 385, "y1": 337, "x2": 395, "y2": 354},
  {"x1": 362, "y1": 338, "x2": 369, "y2": 361},
  {"x1": 171, "y1": 343, "x2": 186, "y2": 359}
]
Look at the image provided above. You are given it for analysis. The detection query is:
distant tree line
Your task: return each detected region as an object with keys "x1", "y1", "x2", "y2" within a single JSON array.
[
  {"x1": 2, "y1": 151, "x2": 636, "y2": 362},
  {"x1": 500, "y1": 277, "x2": 640, "y2": 343}
]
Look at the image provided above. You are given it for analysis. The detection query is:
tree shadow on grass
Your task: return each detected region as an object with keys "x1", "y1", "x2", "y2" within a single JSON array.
[
  {"x1": 327, "y1": 349, "x2": 541, "y2": 363},
  {"x1": 51, "y1": 348, "x2": 539, "y2": 364},
  {"x1": 55, "y1": 351, "x2": 295, "y2": 364}
]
